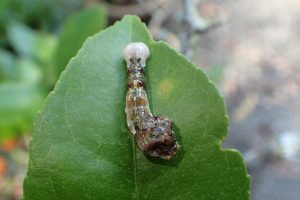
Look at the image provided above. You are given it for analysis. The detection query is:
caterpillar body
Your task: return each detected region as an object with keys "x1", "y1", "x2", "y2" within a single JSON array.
[{"x1": 124, "y1": 42, "x2": 180, "y2": 160}]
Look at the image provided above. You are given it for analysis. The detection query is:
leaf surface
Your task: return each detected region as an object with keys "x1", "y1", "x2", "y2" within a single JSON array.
[{"x1": 24, "y1": 16, "x2": 250, "y2": 200}]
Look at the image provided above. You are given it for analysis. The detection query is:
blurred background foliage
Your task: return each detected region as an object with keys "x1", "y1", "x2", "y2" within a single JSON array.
[{"x1": 0, "y1": 0, "x2": 107, "y2": 143}]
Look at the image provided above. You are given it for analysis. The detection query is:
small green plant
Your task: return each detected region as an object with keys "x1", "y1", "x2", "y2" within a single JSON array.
[{"x1": 23, "y1": 16, "x2": 250, "y2": 200}]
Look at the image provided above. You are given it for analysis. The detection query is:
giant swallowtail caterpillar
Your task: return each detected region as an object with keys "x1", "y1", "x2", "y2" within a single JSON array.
[{"x1": 124, "y1": 42, "x2": 180, "y2": 160}]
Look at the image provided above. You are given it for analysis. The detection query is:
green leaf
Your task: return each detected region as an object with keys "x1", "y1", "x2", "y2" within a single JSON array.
[
  {"x1": 24, "y1": 16, "x2": 250, "y2": 199},
  {"x1": 54, "y1": 4, "x2": 107, "y2": 76}
]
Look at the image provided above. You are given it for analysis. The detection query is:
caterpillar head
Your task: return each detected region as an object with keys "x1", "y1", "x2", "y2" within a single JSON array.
[
  {"x1": 123, "y1": 42, "x2": 150, "y2": 67},
  {"x1": 136, "y1": 116, "x2": 180, "y2": 160}
]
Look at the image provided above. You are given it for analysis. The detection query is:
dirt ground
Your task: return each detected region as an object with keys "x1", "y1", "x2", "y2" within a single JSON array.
[{"x1": 194, "y1": 0, "x2": 300, "y2": 199}]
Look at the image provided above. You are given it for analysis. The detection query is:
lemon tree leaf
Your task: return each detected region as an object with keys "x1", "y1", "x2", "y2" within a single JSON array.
[{"x1": 24, "y1": 15, "x2": 250, "y2": 200}]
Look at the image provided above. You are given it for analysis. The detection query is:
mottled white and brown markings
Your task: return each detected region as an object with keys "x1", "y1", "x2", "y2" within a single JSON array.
[{"x1": 124, "y1": 42, "x2": 180, "y2": 160}]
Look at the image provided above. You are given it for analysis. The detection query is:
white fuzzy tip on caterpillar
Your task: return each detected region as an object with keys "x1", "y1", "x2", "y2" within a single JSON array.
[{"x1": 124, "y1": 42, "x2": 150, "y2": 67}]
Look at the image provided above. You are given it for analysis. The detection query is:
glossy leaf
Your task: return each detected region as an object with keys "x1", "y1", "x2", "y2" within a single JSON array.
[
  {"x1": 54, "y1": 4, "x2": 107, "y2": 76},
  {"x1": 24, "y1": 16, "x2": 250, "y2": 200}
]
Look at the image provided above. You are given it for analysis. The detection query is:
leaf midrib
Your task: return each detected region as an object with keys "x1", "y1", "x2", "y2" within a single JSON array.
[{"x1": 128, "y1": 17, "x2": 139, "y2": 200}]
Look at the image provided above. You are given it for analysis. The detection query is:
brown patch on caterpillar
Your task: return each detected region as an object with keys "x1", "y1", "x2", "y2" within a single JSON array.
[
  {"x1": 124, "y1": 42, "x2": 180, "y2": 160},
  {"x1": 128, "y1": 67, "x2": 144, "y2": 74},
  {"x1": 160, "y1": 80, "x2": 172, "y2": 96},
  {"x1": 127, "y1": 79, "x2": 146, "y2": 89},
  {"x1": 126, "y1": 94, "x2": 149, "y2": 107},
  {"x1": 128, "y1": 72, "x2": 146, "y2": 89},
  {"x1": 135, "y1": 115, "x2": 179, "y2": 160}
]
